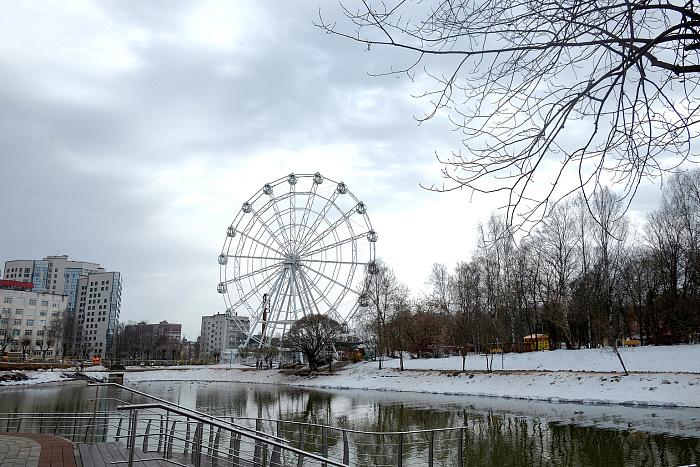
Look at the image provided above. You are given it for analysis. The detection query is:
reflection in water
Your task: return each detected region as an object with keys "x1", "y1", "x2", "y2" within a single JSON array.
[{"x1": 1, "y1": 380, "x2": 698, "y2": 466}]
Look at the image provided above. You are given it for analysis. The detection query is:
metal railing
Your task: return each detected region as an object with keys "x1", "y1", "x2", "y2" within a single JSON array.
[
  {"x1": 2, "y1": 383, "x2": 471, "y2": 466},
  {"x1": 89, "y1": 384, "x2": 469, "y2": 466},
  {"x1": 118, "y1": 403, "x2": 349, "y2": 467}
]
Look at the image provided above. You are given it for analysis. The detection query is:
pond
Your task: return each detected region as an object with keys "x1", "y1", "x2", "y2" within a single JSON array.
[{"x1": 1, "y1": 380, "x2": 698, "y2": 466}]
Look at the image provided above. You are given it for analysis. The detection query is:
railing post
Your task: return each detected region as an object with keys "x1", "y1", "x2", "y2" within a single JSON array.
[
  {"x1": 192, "y1": 422, "x2": 203, "y2": 467},
  {"x1": 166, "y1": 420, "x2": 176, "y2": 459},
  {"x1": 184, "y1": 420, "x2": 191, "y2": 455},
  {"x1": 428, "y1": 431, "x2": 434, "y2": 467},
  {"x1": 128, "y1": 409, "x2": 139, "y2": 467},
  {"x1": 254, "y1": 419, "x2": 262, "y2": 467},
  {"x1": 297, "y1": 424, "x2": 305, "y2": 467},
  {"x1": 458, "y1": 427, "x2": 463, "y2": 467},
  {"x1": 158, "y1": 414, "x2": 164, "y2": 453},
  {"x1": 270, "y1": 421, "x2": 281, "y2": 467},
  {"x1": 90, "y1": 385, "x2": 99, "y2": 443},
  {"x1": 207, "y1": 424, "x2": 215, "y2": 462},
  {"x1": 322, "y1": 426, "x2": 328, "y2": 467},
  {"x1": 212, "y1": 427, "x2": 221, "y2": 467},
  {"x1": 143, "y1": 419, "x2": 152, "y2": 452},
  {"x1": 116, "y1": 417, "x2": 123, "y2": 441},
  {"x1": 342, "y1": 430, "x2": 349, "y2": 465},
  {"x1": 397, "y1": 433, "x2": 403, "y2": 467},
  {"x1": 230, "y1": 432, "x2": 241, "y2": 467}
]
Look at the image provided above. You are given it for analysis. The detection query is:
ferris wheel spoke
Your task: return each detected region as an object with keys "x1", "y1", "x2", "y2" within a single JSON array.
[
  {"x1": 246, "y1": 267, "x2": 288, "y2": 342},
  {"x1": 302, "y1": 258, "x2": 366, "y2": 266},
  {"x1": 299, "y1": 205, "x2": 359, "y2": 255},
  {"x1": 296, "y1": 267, "x2": 323, "y2": 315},
  {"x1": 228, "y1": 265, "x2": 284, "y2": 311},
  {"x1": 229, "y1": 254, "x2": 284, "y2": 262},
  {"x1": 301, "y1": 231, "x2": 366, "y2": 259},
  {"x1": 222, "y1": 262, "x2": 281, "y2": 285},
  {"x1": 265, "y1": 271, "x2": 292, "y2": 340},
  {"x1": 296, "y1": 192, "x2": 340, "y2": 252},
  {"x1": 289, "y1": 183, "x2": 296, "y2": 248},
  {"x1": 244, "y1": 210, "x2": 289, "y2": 254},
  {"x1": 270, "y1": 197, "x2": 293, "y2": 252},
  {"x1": 296, "y1": 183, "x2": 320, "y2": 246},
  {"x1": 292, "y1": 266, "x2": 315, "y2": 318},
  {"x1": 298, "y1": 266, "x2": 338, "y2": 313},
  {"x1": 299, "y1": 263, "x2": 356, "y2": 298}
]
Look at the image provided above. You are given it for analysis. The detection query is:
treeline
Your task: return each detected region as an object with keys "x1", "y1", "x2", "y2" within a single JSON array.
[{"x1": 358, "y1": 171, "x2": 700, "y2": 364}]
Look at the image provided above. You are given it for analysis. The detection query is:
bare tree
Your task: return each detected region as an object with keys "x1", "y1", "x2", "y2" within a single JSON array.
[
  {"x1": 357, "y1": 260, "x2": 406, "y2": 369},
  {"x1": 533, "y1": 199, "x2": 580, "y2": 347},
  {"x1": 319, "y1": 1, "x2": 700, "y2": 230},
  {"x1": 451, "y1": 260, "x2": 482, "y2": 370},
  {"x1": 385, "y1": 289, "x2": 413, "y2": 370},
  {"x1": 21, "y1": 336, "x2": 33, "y2": 359},
  {"x1": 286, "y1": 314, "x2": 343, "y2": 373},
  {"x1": 426, "y1": 263, "x2": 452, "y2": 314}
]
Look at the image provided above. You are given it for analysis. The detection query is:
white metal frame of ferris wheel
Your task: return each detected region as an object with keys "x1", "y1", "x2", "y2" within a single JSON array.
[{"x1": 218, "y1": 172, "x2": 376, "y2": 347}]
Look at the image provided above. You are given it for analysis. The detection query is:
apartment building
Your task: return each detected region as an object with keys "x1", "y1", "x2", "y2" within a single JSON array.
[
  {"x1": 3, "y1": 255, "x2": 121, "y2": 359},
  {"x1": 0, "y1": 280, "x2": 68, "y2": 358},
  {"x1": 200, "y1": 313, "x2": 250, "y2": 358}
]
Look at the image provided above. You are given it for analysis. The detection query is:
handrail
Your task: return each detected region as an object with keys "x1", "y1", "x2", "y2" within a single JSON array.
[
  {"x1": 87, "y1": 382, "x2": 466, "y2": 466},
  {"x1": 117, "y1": 403, "x2": 350, "y2": 467},
  {"x1": 89, "y1": 382, "x2": 262, "y2": 437}
]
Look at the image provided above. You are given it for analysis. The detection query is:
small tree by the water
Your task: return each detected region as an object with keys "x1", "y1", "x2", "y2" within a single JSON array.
[{"x1": 286, "y1": 314, "x2": 342, "y2": 373}]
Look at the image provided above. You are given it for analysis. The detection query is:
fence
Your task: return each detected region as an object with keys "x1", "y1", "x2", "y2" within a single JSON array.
[{"x1": 0, "y1": 382, "x2": 473, "y2": 466}]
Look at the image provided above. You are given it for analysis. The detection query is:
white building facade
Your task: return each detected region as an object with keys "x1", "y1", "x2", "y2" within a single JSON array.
[
  {"x1": 3, "y1": 255, "x2": 121, "y2": 359},
  {"x1": 200, "y1": 313, "x2": 250, "y2": 358},
  {"x1": 0, "y1": 280, "x2": 68, "y2": 359}
]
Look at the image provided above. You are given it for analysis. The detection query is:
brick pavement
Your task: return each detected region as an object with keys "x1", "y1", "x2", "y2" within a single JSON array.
[{"x1": 0, "y1": 433, "x2": 77, "y2": 467}]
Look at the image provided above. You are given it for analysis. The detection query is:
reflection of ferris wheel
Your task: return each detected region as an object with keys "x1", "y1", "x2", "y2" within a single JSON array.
[{"x1": 218, "y1": 172, "x2": 377, "y2": 346}]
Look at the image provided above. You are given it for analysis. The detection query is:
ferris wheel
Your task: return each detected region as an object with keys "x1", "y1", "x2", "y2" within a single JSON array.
[{"x1": 218, "y1": 172, "x2": 377, "y2": 346}]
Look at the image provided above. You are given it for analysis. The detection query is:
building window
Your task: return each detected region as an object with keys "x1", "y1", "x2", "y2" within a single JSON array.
[
  {"x1": 15, "y1": 309, "x2": 23, "y2": 315},
  {"x1": 41, "y1": 300, "x2": 48, "y2": 307},
  {"x1": 37, "y1": 330, "x2": 45, "y2": 336},
  {"x1": 26, "y1": 319, "x2": 34, "y2": 326},
  {"x1": 29, "y1": 299, "x2": 37, "y2": 306},
  {"x1": 52, "y1": 302, "x2": 58, "y2": 308},
  {"x1": 3, "y1": 298, "x2": 11, "y2": 304},
  {"x1": 0, "y1": 319, "x2": 7, "y2": 325},
  {"x1": 40, "y1": 311, "x2": 46, "y2": 316},
  {"x1": 24, "y1": 330, "x2": 33, "y2": 336},
  {"x1": 38, "y1": 320, "x2": 46, "y2": 326},
  {"x1": 2, "y1": 308, "x2": 9, "y2": 314},
  {"x1": 12, "y1": 329, "x2": 20, "y2": 336}
]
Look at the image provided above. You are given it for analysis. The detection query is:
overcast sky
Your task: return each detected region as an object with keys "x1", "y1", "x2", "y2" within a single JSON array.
[{"x1": 0, "y1": 1, "x2": 670, "y2": 339}]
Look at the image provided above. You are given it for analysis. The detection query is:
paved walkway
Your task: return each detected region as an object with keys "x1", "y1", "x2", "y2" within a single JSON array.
[{"x1": 0, "y1": 433, "x2": 77, "y2": 467}]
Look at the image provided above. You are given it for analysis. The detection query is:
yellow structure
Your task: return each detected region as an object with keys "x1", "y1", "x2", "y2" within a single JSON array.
[{"x1": 523, "y1": 334, "x2": 550, "y2": 351}]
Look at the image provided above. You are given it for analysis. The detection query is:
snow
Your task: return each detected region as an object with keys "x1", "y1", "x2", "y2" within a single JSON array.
[{"x1": 2, "y1": 345, "x2": 700, "y2": 407}]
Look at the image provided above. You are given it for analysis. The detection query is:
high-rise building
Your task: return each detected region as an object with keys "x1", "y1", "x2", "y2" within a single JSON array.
[
  {"x1": 200, "y1": 313, "x2": 250, "y2": 357},
  {"x1": 3, "y1": 255, "x2": 121, "y2": 359}
]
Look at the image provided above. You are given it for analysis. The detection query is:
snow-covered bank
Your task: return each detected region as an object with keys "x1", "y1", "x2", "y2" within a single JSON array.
[{"x1": 2, "y1": 345, "x2": 700, "y2": 407}]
